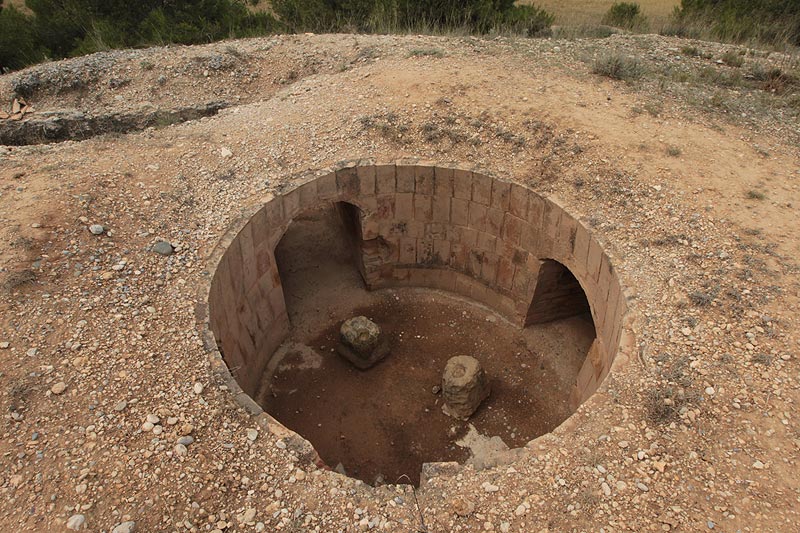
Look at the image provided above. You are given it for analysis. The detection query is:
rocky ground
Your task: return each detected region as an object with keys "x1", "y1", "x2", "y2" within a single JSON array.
[{"x1": 0, "y1": 32, "x2": 798, "y2": 532}]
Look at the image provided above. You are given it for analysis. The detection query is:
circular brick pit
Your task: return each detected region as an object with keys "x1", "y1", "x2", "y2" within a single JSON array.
[{"x1": 202, "y1": 161, "x2": 630, "y2": 485}]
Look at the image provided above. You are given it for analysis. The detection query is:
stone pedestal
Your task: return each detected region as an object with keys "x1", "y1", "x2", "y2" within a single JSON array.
[
  {"x1": 442, "y1": 356, "x2": 490, "y2": 420},
  {"x1": 336, "y1": 316, "x2": 389, "y2": 369}
]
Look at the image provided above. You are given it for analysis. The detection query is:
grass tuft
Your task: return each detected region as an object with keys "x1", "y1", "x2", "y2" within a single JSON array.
[{"x1": 593, "y1": 53, "x2": 645, "y2": 81}]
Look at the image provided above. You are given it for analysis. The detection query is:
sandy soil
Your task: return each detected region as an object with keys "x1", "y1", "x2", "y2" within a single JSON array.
[{"x1": 0, "y1": 32, "x2": 798, "y2": 532}]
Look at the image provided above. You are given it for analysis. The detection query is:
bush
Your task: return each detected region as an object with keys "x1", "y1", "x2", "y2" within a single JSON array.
[
  {"x1": 0, "y1": 3, "x2": 47, "y2": 72},
  {"x1": 1, "y1": 0, "x2": 281, "y2": 72},
  {"x1": 271, "y1": 0, "x2": 553, "y2": 36},
  {"x1": 672, "y1": 0, "x2": 800, "y2": 46},
  {"x1": 601, "y1": 2, "x2": 649, "y2": 32},
  {"x1": 0, "y1": 0, "x2": 553, "y2": 72},
  {"x1": 593, "y1": 53, "x2": 645, "y2": 81}
]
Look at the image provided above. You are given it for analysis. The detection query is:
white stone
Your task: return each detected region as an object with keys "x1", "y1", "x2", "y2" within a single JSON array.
[
  {"x1": 193, "y1": 382, "x2": 204, "y2": 394},
  {"x1": 112, "y1": 521, "x2": 136, "y2": 533},
  {"x1": 67, "y1": 514, "x2": 86, "y2": 530},
  {"x1": 481, "y1": 481, "x2": 499, "y2": 493}
]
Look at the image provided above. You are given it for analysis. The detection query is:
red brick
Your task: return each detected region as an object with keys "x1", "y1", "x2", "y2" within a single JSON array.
[
  {"x1": 468, "y1": 202, "x2": 488, "y2": 232},
  {"x1": 414, "y1": 164, "x2": 435, "y2": 195},
  {"x1": 249, "y1": 207, "x2": 269, "y2": 249},
  {"x1": 375, "y1": 194, "x2": 395, "y2": 221},
  {"x1": 453, "y1": 167, "x2": 472, "y2": 199},
  {"x1": 450, "y1": 243, "x2": 468, "y2": 271},
  {"x1": 512, "y1": 265, "x2": 533, "y2": 295},
  {"x1": 436, "y1": 270, "x2": 457, "y2": 292},
  {"x1": 509, "y1": 184, "x2": 529, "y2": 218},
  {"x1": 336, "y1": 164, "x2": 359, "y2": 197},
  {"x1": 502, "y1": 214, "x2": 525, "y2": 246},
  {"x1": 264, "y1": 196, "x2": 284, "y2": 229},
  {"x1": 283, "y1": 188, "x2": 301, "y2": 220},
  {"x1": 414, "y1": 194, "x2": 433, "y2": 222},
  {"x1": 237, "y1": 222, "x2": 257, "y2": 292},
  {"x1": 434, "y1": 166, "x2": 455, "y2": 196},
  {"x1": 450, "y1": 197, "x2": 469, "y2": 226},
  {"x1": 477, "y1": 231, "x2": 497, "y2": 252},
  {"x1": 519, "y1": 221, "x2": 540, "y2": 253},
  {"x1": 426, "y1": 223, "x2": 446, "y2": 239},
  {"x1": 573, "y1": 225, "x2": 591, "y2": 273},
  {"x1": 356, "y1": 164, "x2": 376, "y2": 195},
  {"x1": 396, "y1": 165, "x2": 415, "y2": 193},
  {"x1": 467, "y1": 250, "x2": 483, "y2": 277},
  {"x1": 297, "y1": 180, "x2": 318, "y2": 210},
  {"x1": 395, "y1": 193, "x2": 414, "y2": 220},
  {"x1": 453, "y1": 272, "x2": 473, "y2": 297},
  {"x1": 486, "y1": 207, "x2": 504, "y2": 235},
  {"x1": 432, "y1": 194, "x2": 451, "y2": 223},
  {"x1": 527, "y1": 193, "x2": 545, "y2": 227},
  {"x1": 399, "y1": 237, "x2": 417, "y2": 264},
  {"x1": 587, "y1": 238, "x2": 604, "y2": 285},
  {"x1": 267, "y1": 286, "x2": 287, "y2": 323},
  {"x1": 480, "y1": 253, "x2": 498, "y2": 285},
  {"x1": 497, "y1": 258, "x2": 515, "y2": 291},
  {"x1": 434, "y1": 239, "x2": 451, "y2": 264},
  {"x1": 375, "y1": 164, "x2": 396, "y2": 193},
  {"x1": 491, "y1": 180, "x2": 511, "y2": 210},
  {"x1": 417, "y1": 238, "x2": 434, "y2": 264},
  {"x1": 406, "y1": 220, "x2": 425, "y2": 238},
  {"x1": 472, "y1": 173, "x2": 492, "y2": 205},
  {"x1": 554, "y1": 212, "x2": 579, "y2": 265},
  {"x1": 316, "y1": 172, "x2": 337, "y2": 199},
  {"x1": 254, "y1": 242, "x2": 273, "y2": 279},
  {"x1": 457, "y1": 226, "x2": 479, "y2": 247},
  {"x1": 362, "y1": 217, "x2": 380, "y2": 240}
]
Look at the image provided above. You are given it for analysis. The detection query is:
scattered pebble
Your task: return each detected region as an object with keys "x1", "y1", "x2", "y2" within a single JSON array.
[
  {"x1": 66, "y1": 514, "x2": 85, "y2": 531},
  {"x1": 111, "y1": 521, "x2": 136, "y2": 533},
  {"x1": 152, "y1": 241, "x2": 174, "y2": 256}
]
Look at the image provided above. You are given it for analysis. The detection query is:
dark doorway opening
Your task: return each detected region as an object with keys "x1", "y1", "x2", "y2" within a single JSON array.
[{"x1": 525, "y1": 259, "x2": 592, "y2": 327}]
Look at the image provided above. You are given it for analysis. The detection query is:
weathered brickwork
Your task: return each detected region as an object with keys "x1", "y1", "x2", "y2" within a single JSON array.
[{"x1": 207, "y1": 160, "x2": 629, "y2": 408}]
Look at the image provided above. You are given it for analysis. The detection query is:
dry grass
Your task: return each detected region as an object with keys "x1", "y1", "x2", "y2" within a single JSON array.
[{"x1": 523, "y1": 0, "x2": 679, "y2": 28}]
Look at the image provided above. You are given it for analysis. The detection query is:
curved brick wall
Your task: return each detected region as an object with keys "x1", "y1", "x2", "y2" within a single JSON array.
[{"x1": 206, "y1": 160, "x2": 628, "y2": 411}]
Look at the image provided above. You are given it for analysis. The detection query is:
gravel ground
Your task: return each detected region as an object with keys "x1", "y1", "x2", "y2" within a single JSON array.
[{"x1": 0, "y1": 33, "x2": 798, "y2": 532}]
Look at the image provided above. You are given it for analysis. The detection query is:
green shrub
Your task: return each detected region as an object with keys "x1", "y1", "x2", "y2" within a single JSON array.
[
  {"x1": 0, "y1": 3, "x2": 47, "y2": 72},
  {"x1": 672, "y1": 0, "x2": 800, "y2": 46},
  {"x1": 1, "y1": 0, "x2": 553, "y2": 72},
  {"x1": 601, "y1": 2, "x2": 649, "y2": 32},
  {"x1": 1, "y1": 0, "x2": 281, "y2": 72},
  {"x1": 271, "y1": 0, "x2": 553, "y2": 36}
]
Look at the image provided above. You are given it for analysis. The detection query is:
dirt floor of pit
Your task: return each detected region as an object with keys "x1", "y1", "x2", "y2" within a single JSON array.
[{"x1": 256, "y1": 203, "x2": 596, "y2": 485}]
